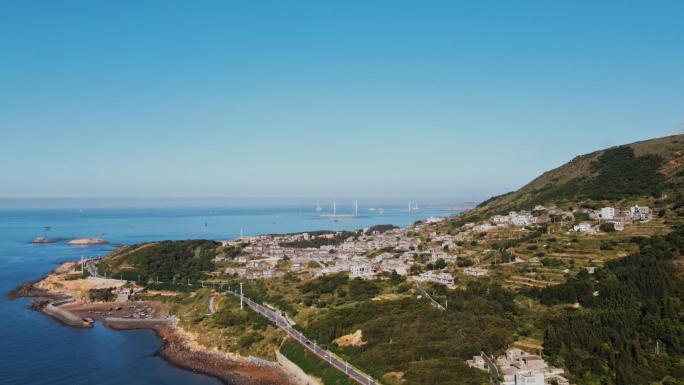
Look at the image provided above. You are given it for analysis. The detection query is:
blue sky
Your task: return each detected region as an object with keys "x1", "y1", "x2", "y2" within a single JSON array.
[{"x1": 1, "y1": 1, "x2": 683, "y2": 202}]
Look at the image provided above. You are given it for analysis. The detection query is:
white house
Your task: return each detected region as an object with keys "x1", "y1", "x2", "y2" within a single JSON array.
[
  {"x1": 600, "y1": 207, "x2": 615, "y2": 220},
  {"x1": 475, "y1": 223, "x2": 496, "y2": 232},
  {"x1": 511, "y1": 213, "x2": 534, "y2": 226},
  {"x1": 466, "y1": 355, "x2": 487, "y2": 371},
  {"x1": 573, "y1": 222, "x2": 595, "y2": 233},
  {"x1": 491, "y1": 215, "x2": 511, "y2": 224},
  {"x1": 630, "y1": 205, "x2": 652, "y2": 222},
  {"x1": 464, "y1": 267, "x2": 488, "y2": 276},
  {"x1": 515, "y1": 371, "x2": 544, "y2": 385},
  {"x1": 350, "y1": 262, "x2": 375, "y2": 278},
  {"x1": 425, "y1": 216, "x2": 445, "y2": 223},
  {"x1": 418, "y1": 271, "x2": 454, "y2": 285}
]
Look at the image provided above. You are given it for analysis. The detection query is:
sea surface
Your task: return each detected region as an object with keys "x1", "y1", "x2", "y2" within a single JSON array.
[{"x1": 0, "y1": 202, "x2": 460, "y2": 385}]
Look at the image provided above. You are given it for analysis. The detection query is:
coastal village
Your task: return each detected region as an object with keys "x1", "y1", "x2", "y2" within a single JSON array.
[
  {"x1": 211, "y1": 203, "x2": 654, "y2": 385},
  {"x1": 219, "y1": 203, "x2": 652, "y2": 287},
  {"x1": 11, "y1": 201, "x2": 659, "y2": 385}
]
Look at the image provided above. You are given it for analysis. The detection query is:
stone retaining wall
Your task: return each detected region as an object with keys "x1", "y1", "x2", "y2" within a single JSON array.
[{"x1": 275, "y1": 349, "x2": 322, "y2": 385}]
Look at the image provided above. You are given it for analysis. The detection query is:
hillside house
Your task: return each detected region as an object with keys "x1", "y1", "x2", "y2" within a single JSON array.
[
  {"x1": 600, "y1": 207, "x2": 616, "y2": 220},
  {"x1": 418, "y1": 271, "x2": 455, "y2": 285},
  {"x1": 464, "y1": 267, "x2": 488, "y2": 276},
  {"x1": 350, "y1": 262, "x2": 375, "y2": 278}
]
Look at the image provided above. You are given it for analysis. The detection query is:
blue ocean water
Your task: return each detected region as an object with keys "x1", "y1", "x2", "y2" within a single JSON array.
[{"x1": 0, "y1": 203, "x2": 458, "y2": 385}]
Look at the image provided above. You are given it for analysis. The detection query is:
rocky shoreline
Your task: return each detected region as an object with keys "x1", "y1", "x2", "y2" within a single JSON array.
[
  {"x1": 153, "y1": 325, "x2": 291, "y2": 385},
  {"x1": 7, "y1": 277, "x2": 294, "y2": 385},
  {"x1": 6, "y1": 279, "x2": 68, "y2": 301}
]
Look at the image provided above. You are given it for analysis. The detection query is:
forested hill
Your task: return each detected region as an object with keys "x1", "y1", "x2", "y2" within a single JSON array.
[
  {"x1": 467, "y1": 134, "x2": 684, "y2": 218},
  {"x1": 529, "y1": 225, "x2": 684, "y2": 385},
  {"x1": 98, "y1": 240, "x2": 225, "y2": 283}
]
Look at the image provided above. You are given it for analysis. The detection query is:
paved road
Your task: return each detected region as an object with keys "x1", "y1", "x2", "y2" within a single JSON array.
[
  {"x1": 416, "y1": 282, "x2": 446, "y2": 311},
  {"x1": 226, "y1": 289, "x2": 378, "y2": 385},
  {"x1": 481, "y1": 351, "x2": 500, "y2": 385},
  {"x1": 207, "y1": 296, "x2": 216, "y2": 315}
]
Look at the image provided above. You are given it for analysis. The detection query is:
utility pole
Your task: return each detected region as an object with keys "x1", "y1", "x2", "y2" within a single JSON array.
[{"x1": 240, "y1": 282, "x2": 243, "y2": 310}]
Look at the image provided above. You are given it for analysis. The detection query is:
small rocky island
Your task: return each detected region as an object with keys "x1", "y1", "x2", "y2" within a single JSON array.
[
  {"x1": 67, "y1": 238, "x2": 107, "y2": 246},
  {"x1": 31, "y1": 237, "x2": 61, "y2": 244}
]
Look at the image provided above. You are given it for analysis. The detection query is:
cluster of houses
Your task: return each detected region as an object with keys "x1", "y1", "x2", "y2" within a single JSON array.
[
  {"x1": 217, "y1": 203, "x2": 654, "y2": 285},
  {"x1": 445, "y1": 204, "x2": 652, "y2": 238},
  {"x1": 468, "y1": 348, "x2": 568, "y2": 385},
  {"x1": 219, "y1": 222, "x2": 471, "y2": 283},
  {"x1": 473, "y1": 204, "x2": 652, "y2": 235},
  {"x1": 571, "y1": 205, "x2": 652, "y2": 233},
  {"x1": 224, "y1": 257, "x2": 280, "y2": 279}
]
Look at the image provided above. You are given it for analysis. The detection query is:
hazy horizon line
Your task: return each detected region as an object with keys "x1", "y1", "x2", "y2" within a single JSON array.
[{"x1": 0, "y1": 196, "x2": 481, "y2": 210}]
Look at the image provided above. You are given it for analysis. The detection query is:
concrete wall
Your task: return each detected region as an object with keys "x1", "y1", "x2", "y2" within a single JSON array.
[
  {"x1": 102, "y1": 317, "x2": 171, "y2": 329},
  {"x1": 275, "y1": 349, "x2": 322, "y2": 385},
  {"x1": 44, "y1": 303, "x2": 91, "y2": 327}
]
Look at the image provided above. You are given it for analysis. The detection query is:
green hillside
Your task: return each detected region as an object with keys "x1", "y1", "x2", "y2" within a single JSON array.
[{"x1": 469, "y1": 134, "x2": 684, "y2": 218}]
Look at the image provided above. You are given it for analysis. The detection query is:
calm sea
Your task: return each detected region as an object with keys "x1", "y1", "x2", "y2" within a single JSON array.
[{"x1": 0, "y1": 203, "x2": 459, "y2": 385}]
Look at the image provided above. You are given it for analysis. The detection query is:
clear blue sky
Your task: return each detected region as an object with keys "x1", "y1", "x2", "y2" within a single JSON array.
[{"x1": 1, "y1": 1, "x2": 683, "y2": 202}]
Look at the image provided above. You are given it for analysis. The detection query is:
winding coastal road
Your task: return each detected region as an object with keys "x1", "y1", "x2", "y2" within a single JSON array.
[{"x1": 225, "y1": 288, "x2": 378, "y2": 385}]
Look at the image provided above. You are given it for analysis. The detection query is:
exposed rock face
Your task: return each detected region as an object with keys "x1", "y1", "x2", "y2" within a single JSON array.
[{"x1": 333, "y1": 329, "x2": 366, "y2": 347}]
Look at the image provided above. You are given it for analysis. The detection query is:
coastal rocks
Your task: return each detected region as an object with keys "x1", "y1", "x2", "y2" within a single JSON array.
[
  {"x1": 67, "y1": 238, "x2": 107, "y2": 246},
  {"x1": 31, "y1": 237, "x2": 61, "y2": 244},
  {"x1": 156, "y1": 326, "x2": 294, "y2": 385},
  {"x1": 29, "y1": 237, "x2": 107, "y2": 246},
  {"x1": 5, "y1": 281, "x2": 64, "y2": 300}
]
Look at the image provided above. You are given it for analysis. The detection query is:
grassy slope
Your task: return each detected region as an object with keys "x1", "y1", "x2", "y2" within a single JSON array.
[
  {"x1": 469, "y1": 134, "x2": 684, "y2": 217},
  {"x1": 280, "y1": 339, "x2": 354, "y2": 385}
]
